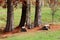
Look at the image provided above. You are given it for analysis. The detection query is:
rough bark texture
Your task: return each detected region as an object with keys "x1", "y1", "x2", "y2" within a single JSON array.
[
  {"x1": 18, "y1": 0, "x2": 27, "y2": 28},
  {"x1": 4, "y1": 0, "x2": 14, "y2": 32},
  {"x1": 26, "y1": 0, "x2": 31, "y2": 29},
  {"x1": 34, "y1": 0, "x2": 42, "y2": 27}
]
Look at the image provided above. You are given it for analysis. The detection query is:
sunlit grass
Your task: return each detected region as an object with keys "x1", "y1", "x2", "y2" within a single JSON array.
[
  {"x1": 0, "y1": 7, "x2": 60, "y2": 28},
  {"x1": 3, "y1": 30, "x2": 60, "y2": 40}
]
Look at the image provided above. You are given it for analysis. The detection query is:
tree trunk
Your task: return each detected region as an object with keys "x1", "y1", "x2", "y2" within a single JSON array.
[
  {"x1": 34, "y1": 0, "x2": 42, "y2": 27},
  {"x1": 18, "y1": 0, "x2": 27, "y2": 30},
  {"x1": 4, "y1": 0, "x2": 14, "y2": 32},
  {"x1": 26, "y1": 0, "x2": 31, "y2": 29},
  {"x1": 48, "y1": 0, "x2": 58, "y2": 24},
  {"x1": 41, "y1": 0, "x2": 44, "y2": 7}
]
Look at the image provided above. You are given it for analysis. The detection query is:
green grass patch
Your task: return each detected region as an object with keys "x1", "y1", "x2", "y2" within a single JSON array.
[
  {"x1": 0, "y1": 7, "x2": 60, "y2": 27},
  {"x1": 3, "y1": 30, "x2": 60, "y2": 40}
]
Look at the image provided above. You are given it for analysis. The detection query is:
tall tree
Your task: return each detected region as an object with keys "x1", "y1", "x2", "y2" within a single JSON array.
[
  {"x1": 48, "y1": 0, "x2": 58, "y2": 24},
  {"x1": 34, "y1": 0, "x2": 42, "y2": 27},
  {"x1": 18, "y1": 0, "x2": 27, "y2": 31},
  {"x1": 26, "y1": 0, "x2": 31, "y2": 29},
  {"x1": 4, "y1": 0, "x2": 14, "y2": 32}
]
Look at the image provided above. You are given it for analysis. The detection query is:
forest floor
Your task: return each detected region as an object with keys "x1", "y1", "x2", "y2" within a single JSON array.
[
  {"x1": 0, "y1": 24, "x2": 60, "y2": 40},
  {"x1": 0, "y1": 7, "x2": 60, "y2": 40}
]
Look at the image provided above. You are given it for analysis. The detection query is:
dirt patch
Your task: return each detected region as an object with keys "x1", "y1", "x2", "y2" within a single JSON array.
[
  {"x1": 0, "y1": 24, "x2": 60, "y2": 38},
  {"x1": 50, "y1": 24, "x2": 60, "y2": 31}
]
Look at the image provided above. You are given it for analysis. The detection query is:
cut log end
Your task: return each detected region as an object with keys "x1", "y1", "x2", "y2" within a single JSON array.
[
  {"x1": 21, "y1": 26, "x2": 27, "y2": 32},
  {"x1": 41, "y1": 24, "x2": 50, "y2": 30}
]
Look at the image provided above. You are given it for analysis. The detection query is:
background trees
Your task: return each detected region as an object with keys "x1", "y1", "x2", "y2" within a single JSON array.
[
  {"x1": 0, "y1": 0, "x2": 59, "y2": 33},
  {"x1": 48, "y1": 0, "x2": 58, "y2": 24}
]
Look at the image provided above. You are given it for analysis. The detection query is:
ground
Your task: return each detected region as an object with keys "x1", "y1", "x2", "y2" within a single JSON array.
[
  {"x1": 0, "y1": 6, "x2": 60, "y2": 40},
  {"x1": 0, "y1": 24, "x2": 60, "y2": 40}
]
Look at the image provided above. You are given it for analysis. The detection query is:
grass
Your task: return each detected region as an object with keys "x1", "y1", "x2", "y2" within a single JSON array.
[
  {"x1": 0, "y1": 6, "x2": 60, "y2": 40},
  {"x1": 0, "y1": 30, "x2": 59, "y2": 40},
  {"x1": 0, "y1": 6, "x2": 60, "y2": 28}
]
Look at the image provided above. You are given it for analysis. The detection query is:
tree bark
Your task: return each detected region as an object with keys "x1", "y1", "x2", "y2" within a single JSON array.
[
  {"x1": 4, "y1": 0, "x2": 14, "y2": 32},
  {"x1": 18, "y1": 0, "x2": 27, "y2": 28},
  {"x1": 34, "y1": 0, "x2": 42, "y2": 27},
  {"x1": 26, "y1": 0, "x2": 31, "y2": 29},
  {"x1": 17, "y1": 0, "x2": 27, "y2": 32}
]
